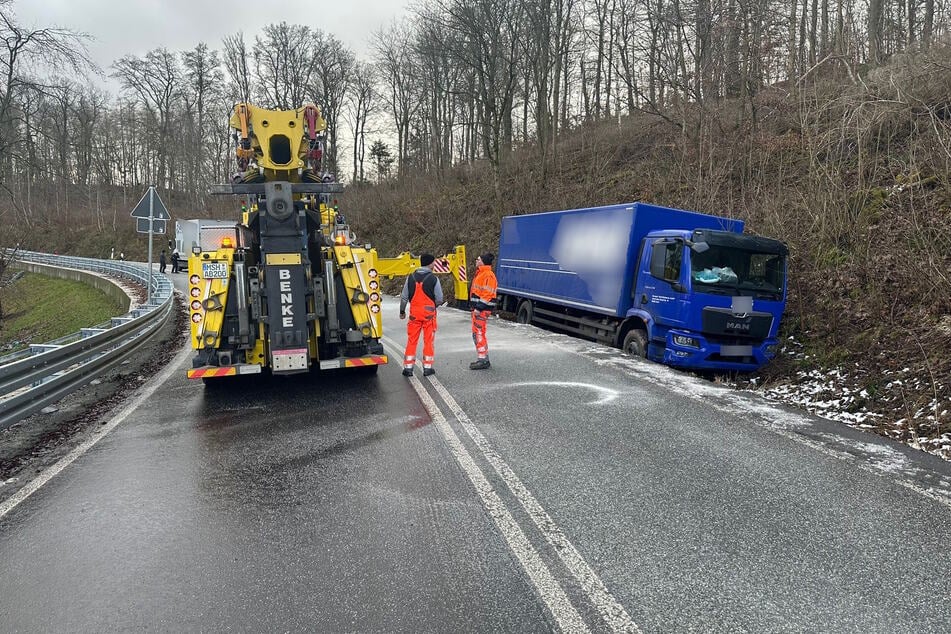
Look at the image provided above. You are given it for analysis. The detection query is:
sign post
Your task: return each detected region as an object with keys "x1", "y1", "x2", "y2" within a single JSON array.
[{"x1": 131, "y1": 186, "x2": 171, "y2": 304}]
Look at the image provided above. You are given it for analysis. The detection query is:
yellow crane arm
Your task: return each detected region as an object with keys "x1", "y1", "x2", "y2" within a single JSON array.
[{"x1": 375, "y1": 245, "x2": 469, "y2": 301}]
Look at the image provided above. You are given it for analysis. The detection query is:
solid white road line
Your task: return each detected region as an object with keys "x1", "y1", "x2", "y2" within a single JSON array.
[
  {"x1": 426, "y1": 375, "x2": 641, "y2": 634},
  {"x1": 383, "y1": 340, "x2": 589, "y2": 633},
  {"x1": 0, "y1": 343, "x2": 193, "y2": 520}
]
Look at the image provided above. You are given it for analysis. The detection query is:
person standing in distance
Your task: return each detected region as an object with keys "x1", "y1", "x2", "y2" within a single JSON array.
[
  {"x1": 400, "y1": 253, "x2": 443, "y2": 377},
  {"x1": 469, "y1": 252, "x2": 498, "y2": 370}
]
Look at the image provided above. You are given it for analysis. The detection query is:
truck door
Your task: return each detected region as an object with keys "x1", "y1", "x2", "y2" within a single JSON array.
[{"x1": 640, "y1": 239, "x2": 689, "y2": 330}]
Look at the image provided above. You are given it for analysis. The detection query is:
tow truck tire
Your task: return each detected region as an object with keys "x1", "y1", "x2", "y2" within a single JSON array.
[
  {"x1": 622, "y1": 329, "x2": 648, "y2": 358},
  {"x1": 516, "y1": 300, "x2": 533, "y2": 325}
]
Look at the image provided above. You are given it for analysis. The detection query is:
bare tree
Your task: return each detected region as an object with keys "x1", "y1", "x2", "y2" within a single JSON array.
[
  {"x1": 0, "y1": 5, "x2": 91, "y2": 170},
  {"x1": 222, "y1": 31, "x2": 252, "y2": 103},
  {"x1": 346, "y1": 61, "x2": 376, "y2": 183},
  {"x1": 311, "y1": 33, "x2": 356, "y2": 177},
  {"x1": 182, "y1": 43, "x2": 223, "y2": 199},
  {"x1": 253, "y1": 23, "x2": 318, "y2": 109},
  {"x1": 111, "y1": 49, "x2": 181, "y2": 187},
  {"x1": 373, "y1": 22, "x2": 421, "y2": 175}
]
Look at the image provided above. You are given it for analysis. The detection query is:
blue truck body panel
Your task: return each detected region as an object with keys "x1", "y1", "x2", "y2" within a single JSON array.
[
  {"x1": 498, "y1": 203, "x2": 742, "y2": 317},
  {"x1": 497, "y1": 202, "x2": 786, "y2": 372}
]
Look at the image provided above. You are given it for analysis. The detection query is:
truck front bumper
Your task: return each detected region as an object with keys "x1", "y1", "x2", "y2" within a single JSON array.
[{"x1": 660, "y1": 331, "x2": 778, "y2": 372}]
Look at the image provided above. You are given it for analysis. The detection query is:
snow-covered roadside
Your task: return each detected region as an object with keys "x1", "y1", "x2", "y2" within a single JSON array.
[
  {"x1": 499, "y1": 319, "x2": 951, "y2": 464},
  {"x1": 740, "y1": 337, "x2": 951, "y2": 461}
]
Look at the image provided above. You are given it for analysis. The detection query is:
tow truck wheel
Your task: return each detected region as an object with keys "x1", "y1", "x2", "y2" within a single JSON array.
[
  {"x1": 622, "y1": 329, "x2": 648, "y2": 358},
  {"x1": 516, "y1": 300, "x2": 533, "y2": 324}
]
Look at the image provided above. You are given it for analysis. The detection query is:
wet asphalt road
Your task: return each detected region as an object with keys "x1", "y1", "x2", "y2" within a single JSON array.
[{"x1": 3, "y1": 281, "x2": 951, "y2": 632}]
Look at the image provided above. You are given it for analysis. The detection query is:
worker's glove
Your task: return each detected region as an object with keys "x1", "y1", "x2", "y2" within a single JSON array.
[{"x1": 399, "y1": 312, "x2": 406, "y2": 320}]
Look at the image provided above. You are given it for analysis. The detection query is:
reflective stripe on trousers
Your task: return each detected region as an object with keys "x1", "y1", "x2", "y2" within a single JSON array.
[
  {"x1": 471, "y1": 309, "x2": 490, "y2": 359},
  {"x1": 404, "y1": 315, "x2": 436, "y2": 369}
]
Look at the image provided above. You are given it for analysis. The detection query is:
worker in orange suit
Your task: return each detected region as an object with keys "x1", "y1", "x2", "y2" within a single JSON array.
[
  {"x1": 469, "y1": 252, "x2": 498, "y2": 370},
  {"x1": 400, "y1": 253, "x2": 443, "y2": 377}
]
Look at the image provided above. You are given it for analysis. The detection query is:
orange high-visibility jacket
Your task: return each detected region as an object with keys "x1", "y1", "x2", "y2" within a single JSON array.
[{"x1": 470, "y1": 265, "x2": 498, "y2": 311}]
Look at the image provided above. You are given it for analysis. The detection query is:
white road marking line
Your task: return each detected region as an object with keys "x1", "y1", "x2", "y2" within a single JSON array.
[
  {"x1": 0, "y1": 343, "x2": 193, "y2": 520},
  {"x1": 382, "y1": 341, "x2": 589, "y2": 633},
  {"x1": 506, "y1": 381, "x2": 620, "y2": 406},
  {"x1": 426, "y1": 376, "x2": 640, "y2": 634},
  {"x1": 532, "y1": 332, "x2": 951, "y2": 513}
]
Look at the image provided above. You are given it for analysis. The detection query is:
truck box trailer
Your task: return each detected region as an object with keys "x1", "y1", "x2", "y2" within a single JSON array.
[{"x1": 496, "y1": 202, "x2": 788, "y2": 372}]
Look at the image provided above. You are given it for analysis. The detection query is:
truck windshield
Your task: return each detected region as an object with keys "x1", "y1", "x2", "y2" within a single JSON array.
[{"x1": 690, "y1": 246, "x2": 785, "y2": 299}]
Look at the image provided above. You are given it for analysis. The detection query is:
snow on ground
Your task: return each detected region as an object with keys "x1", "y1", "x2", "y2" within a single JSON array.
[
  {"x1": 748, "y1": 337, "x2": 951, "y2": 461},
  {"x1": 493, "y1": 318, "x2": 951, "y2": 469}
]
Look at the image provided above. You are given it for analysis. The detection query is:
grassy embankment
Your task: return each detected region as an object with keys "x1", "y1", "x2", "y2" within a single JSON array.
[{"x1": 0, "y1": 273, "x2": 127, "y2": 353}]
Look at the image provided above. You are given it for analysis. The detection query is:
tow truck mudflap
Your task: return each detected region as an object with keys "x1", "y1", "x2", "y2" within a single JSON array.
[
  {"x1": 318, "y1": 354, "x2": 388, "y2": 370},
  {"x1": 187, "y1": 364, "x2": 263, "y2": 379}
]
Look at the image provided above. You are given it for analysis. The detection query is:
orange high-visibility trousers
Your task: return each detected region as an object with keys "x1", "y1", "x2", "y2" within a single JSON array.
[
  {"x1": 404, "y1": 316, "x2": 437, "y2": 370},
  {"x1": 471, "y1": 309, "x2": 490, "y2": 360}
]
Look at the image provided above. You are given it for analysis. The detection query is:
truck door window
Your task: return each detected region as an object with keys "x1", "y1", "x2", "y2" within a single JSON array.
[{"x1": 650, "y1": 242, "x2": 682, "y2": 284}]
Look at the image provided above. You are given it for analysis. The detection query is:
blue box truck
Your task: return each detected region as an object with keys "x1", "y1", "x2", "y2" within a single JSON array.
[{"x1": 496, "y1": 202, "x2": 788, "y2": 372}]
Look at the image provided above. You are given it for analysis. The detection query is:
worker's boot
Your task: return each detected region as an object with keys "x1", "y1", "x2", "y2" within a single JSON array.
[
  {"x1": 423, "y1": 368, "x2": 435, "y2": 377},
  {"x1": 402, "y1": 368, "x2": 413, "y2": 377},
  {"x1": 469, "y1": 358, "x2": 491, "y2": 370}
]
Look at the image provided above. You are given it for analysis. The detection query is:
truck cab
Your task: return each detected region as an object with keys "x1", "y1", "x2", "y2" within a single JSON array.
[{"x1": 631, "y1": 228, "x2": 788, "y2": 371}]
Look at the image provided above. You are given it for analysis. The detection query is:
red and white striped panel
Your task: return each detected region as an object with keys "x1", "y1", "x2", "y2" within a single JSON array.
[
  {"x1": 457, "y1": 265, "x2": 467, "y2": 281},
  {"x1": 431, "y1": 258, "x2": 450, "y2": 273}
]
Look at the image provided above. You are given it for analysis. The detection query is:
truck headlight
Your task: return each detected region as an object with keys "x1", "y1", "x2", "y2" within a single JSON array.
[{"x1": 672, "y1": 335, "x2": 699, "y2": 348}]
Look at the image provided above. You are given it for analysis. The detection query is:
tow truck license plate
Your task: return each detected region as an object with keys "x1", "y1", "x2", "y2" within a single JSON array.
[{"x1": 202, "y1": 262, "x2": 228, "y2": 279}]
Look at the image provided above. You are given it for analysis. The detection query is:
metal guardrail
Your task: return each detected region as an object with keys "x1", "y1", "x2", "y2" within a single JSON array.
[{"x1": 0, "y1": 251, "x2": 175, "y2": 429}]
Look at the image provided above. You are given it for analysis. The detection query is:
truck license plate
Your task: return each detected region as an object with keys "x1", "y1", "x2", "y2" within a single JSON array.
[
  {"x1": 202, "y1": 262, "x2": 228, "y2": 279},
  {"x1": 720, "y1": 344, "x2": 753, "y2": 357}
]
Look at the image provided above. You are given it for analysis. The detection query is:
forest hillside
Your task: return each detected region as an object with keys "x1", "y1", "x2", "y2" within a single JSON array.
[{"x1": 345, "y1": 48, "x2": 951, "y2": 457}]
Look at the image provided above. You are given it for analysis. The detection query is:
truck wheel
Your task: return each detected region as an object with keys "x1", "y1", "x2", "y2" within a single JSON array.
[
  {"x1": 622, "y1": 329, "x2": 648, "y2": 358},
  {"x1": 516, "y1": 300, "x2": 533, "y2": 324}
]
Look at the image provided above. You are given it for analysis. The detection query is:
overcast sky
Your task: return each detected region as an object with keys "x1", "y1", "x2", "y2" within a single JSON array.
[{"x1": 16, "y1": 0, "x2": 413, "y2": 84}]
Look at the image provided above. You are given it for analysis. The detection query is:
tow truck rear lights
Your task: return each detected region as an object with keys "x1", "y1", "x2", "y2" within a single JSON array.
[
  {"x1": 369, "y1": 280, "x2": 379, "y2": 290},
  {"x1": 191, "y1": 300, "x2": 202, "y2": 311},
  {"x1": 370, "y1": 304, "x2": 381, "y2": 314},
  {"x1": 221, "y1": 236, "x2": 234, "y2": 249},
  {"x1": 190, "y1": 287, "x2": 201, "y2": 298},
  {"x1": 190, "y1": 274, "x2": 201, "y2": 284},
  {"x1": 369, "y1": 292, "x2": 380, "y2": 302},
  {"x1": 191, "y1": 313, "x2": 202, "y2": 323},
  {"x1": 368, "y1": 268, "x2": 378, "y2": 278}
]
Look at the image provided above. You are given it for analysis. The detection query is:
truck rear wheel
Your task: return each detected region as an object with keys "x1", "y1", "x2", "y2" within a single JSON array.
[
  {"x1": 622, "y1": 329, "x2": 648, "y2": 358},
  {"x1": 516, "y1": 300, "x2": 534, "y2": 324}
]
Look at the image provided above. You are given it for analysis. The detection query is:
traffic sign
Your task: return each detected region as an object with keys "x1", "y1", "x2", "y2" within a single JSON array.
[
  {"x1": 136, "y1": 218, "x2": 166, "y2": 234},
  {"x1": 130, "y1": 186, "x2": 171, "y2": 220}
]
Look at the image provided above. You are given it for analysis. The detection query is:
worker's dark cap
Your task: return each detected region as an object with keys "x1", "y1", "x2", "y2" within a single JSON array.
[
  {"x1": 420, "y1": 253, "x2": 435, "y2": 267},
  {"x1": 480, "y1": 252, "x2": 494, "y2": 266}
]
